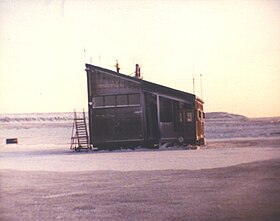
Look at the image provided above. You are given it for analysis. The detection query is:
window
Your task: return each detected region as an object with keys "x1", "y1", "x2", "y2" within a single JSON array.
[
  {"x1": 179, "y1": 112, "x2": 183, "y2": 123},
  {"x1": 186, "y1": 112, "x2": 193, "y2": 122},
  {"x1": 117, "y1": 95, "x2": 128, "y2": 106},
  {"x1": 197, "y1": 110, "x2": 204, "y2": 121},
  {"x1": 160, "y1": 97, "x2": 173, "y2": 122},
  {"x1": 105, "y1": 95, "x2": 115, "y2": 106},
  {"x1": 92, "y1": 96, "x2": 104, "y2": 107},
  {"x1": 129, "y1": 94, "x2": 140, "y2": 105}
]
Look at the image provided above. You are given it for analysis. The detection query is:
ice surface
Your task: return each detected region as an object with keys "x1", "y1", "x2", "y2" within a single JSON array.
[
  {"x1": 1, "y1": 112, "x2": 280, "y2": 221},
  {"x1": 0, "y1": 112, "x2": 73, "y2": 147},
  {"x1": 1, "y1": 146, "x2": 280, "y2": 172},
  {"x1": 0, "y1": 112, "x2": 279, "y2": 172}
]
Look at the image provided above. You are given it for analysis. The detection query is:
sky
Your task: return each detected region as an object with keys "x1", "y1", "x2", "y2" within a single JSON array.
[{"x1": 0, "y1": 0, "x2": 280, "y2": 117}]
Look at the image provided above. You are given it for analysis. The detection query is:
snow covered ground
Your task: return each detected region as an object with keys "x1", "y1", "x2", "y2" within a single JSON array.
[
  {"x1": 0, "y1": 112, "x2": 280, "y2": 172},
  {"x1": 0, "y1": 141, "x2": 280, "y2": 172},
  {"x1": 1, "y1": 112, "x2": 280, "y2": 221},
  {"x1": 1, "y1": 111, "x2": 280, "y2": 147}
]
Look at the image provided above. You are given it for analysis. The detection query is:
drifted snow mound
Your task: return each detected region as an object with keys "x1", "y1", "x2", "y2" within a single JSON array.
[
  {"x1": 205, "y1": 112, "x2": 248, "y2": 121},
  {"x1": 205, "y1": 112, "x2": 280, "y2": 139}
]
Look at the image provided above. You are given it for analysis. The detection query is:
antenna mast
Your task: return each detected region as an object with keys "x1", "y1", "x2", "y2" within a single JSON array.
[
  {"x1": 192, "y1": 64, "x2": 195, "y2": 94},
  {"x1": 200, "y1": 74, "x2": 203, "y2": 99},
  {"x1": 83, "y1": 48, "x2": 87, "y2": 63}
]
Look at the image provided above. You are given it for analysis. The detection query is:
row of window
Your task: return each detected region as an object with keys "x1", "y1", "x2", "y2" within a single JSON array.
[
  {"x1": 92, "y1": 94, "x2": 140, "y2": 108},
  {"x1": 159, "y1": 97, "x2": 194, "y2": 123}
]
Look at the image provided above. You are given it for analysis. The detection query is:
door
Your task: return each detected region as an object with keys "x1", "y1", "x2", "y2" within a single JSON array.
[{"x1": 144, "y1": 93, "x2": 159, "y2": 141}]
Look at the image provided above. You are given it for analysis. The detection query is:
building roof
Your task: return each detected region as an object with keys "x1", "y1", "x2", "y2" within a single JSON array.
[{"x1": 85, "y1": 63, "x2": 203, "y2": 103}]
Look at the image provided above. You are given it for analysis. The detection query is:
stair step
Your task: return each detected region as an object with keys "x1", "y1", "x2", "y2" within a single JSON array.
[{"x1": 71, "y1": 111, "x2": 91, "y2": 151}]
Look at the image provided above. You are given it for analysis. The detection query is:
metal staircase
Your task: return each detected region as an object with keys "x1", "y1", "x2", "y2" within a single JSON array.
[{"x1": 70, "y1": 110, "x2": 91, "y2": 151}]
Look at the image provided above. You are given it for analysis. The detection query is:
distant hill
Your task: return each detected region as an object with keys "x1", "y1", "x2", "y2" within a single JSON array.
[{"x1": 205, "y1": 112, "x2": 248, "y2": 120}]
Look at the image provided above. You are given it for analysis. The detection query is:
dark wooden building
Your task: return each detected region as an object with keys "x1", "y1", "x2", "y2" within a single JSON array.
[{"x1": 85, "y1": 63, "x2": 205, "y2": 149}]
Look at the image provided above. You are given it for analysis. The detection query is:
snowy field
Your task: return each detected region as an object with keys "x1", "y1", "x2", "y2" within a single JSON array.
[
  {"x1": 0, "y1": 112, "x2": 279, "y2": 172},
  {"x1": 0, "y1": 112, "x2": 280, "y2": 220}
]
